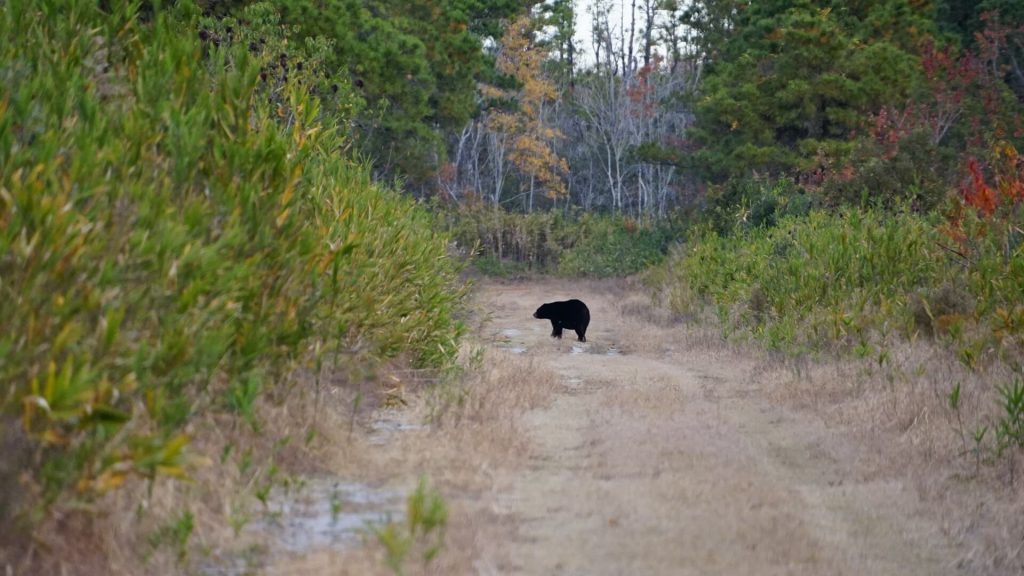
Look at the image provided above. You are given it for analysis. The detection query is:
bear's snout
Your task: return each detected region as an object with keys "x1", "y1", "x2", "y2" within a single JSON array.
[{"x1": 533, "y1": 312, "x2": 539, "y2": 318}]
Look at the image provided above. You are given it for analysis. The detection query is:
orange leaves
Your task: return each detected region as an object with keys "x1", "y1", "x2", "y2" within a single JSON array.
[
  {"x1": 479, "y1": 83, "x2": 509, "y2": 101},
  {"x1": 507, "y1": 132, "x2": 569, "y2": 199},
  {"x1": 485, "y1": 13, "x2": 568, "y2": 201},
  {"x1": 494, "y1": 15, "x2": 557, "y2": 118},
  {"x1": 960, "y1": 143, "x2": 1024, "y2": 215},
  {"x1": 993, "y1": 141, "x2": 1024, "y2": 203},
  {"x1": 626, "y1": 57, "x2": 662, "y2": 117},
  {"x1": 486, "y1": 110, "x2": 519, "y2": 133},
  {"x1": 962, "y1": 157, "x2": 998, "y2": 215},
  {"x1": 947, "y1": 142, "x2": 1024, "y2": 250}
]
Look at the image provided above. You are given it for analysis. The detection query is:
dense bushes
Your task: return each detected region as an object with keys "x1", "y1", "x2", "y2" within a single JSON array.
[
  {"x1": 439, "y1": 201, "x2": 578, "y2": 271},
  {"x1": 818, "y1": 130, "x2": 958, "y2": 212},
  {"x1": 703, "y1": 177, "x2": 816, "y2": 235},
  {"x1": 556, "y1": 215, "x2": 676, "y2": 277},
  {"x1": 438, "y1": 200, "x2": 682, "y2": 277},
  {"x1": 0, "y1": 0, "x2": 463, "y2": 520},
  {"x1": 653, "y1": 208, "x2": 1024, "y2": 358}
]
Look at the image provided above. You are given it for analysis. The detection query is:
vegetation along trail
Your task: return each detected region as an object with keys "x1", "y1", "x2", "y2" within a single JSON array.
[{"x1": 6, "y1": 1, "x2": 1024, "y2": 574}]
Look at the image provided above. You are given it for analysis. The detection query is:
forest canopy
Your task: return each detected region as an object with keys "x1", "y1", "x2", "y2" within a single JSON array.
[{"x1": 188, "y1": 1, "x2": 1024, "y2": 218}]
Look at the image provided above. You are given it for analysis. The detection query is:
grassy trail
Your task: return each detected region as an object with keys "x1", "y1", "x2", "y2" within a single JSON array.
[
  {"x1": 255, "y1": 278, "x2": 969, "y2": 575},
  {"x1": 468, "y1": 279, "x2": 955, "y2": 575}
]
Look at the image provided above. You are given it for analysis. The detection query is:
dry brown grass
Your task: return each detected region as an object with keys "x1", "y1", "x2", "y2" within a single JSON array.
[
  {"x1": 755, "y1": 340, "x2": 1024, "y2": 575},
  {"x1": 525, "y1": 275, "x2": 1024, "y2": 574},
  {"x1": 2, "y1": 278, "x2": 566, "y2": 576},
  {"x1": 228, "y1": 342, "x2": 560, "y2": 575},
  {"x1": 431, "y1": 350, "x2": 556, "y2": 457},
  {"x1": 252, "y1": 276, "x2": 1024, "y2": 574},
  {"x1": 630, "y1": 286, "x2": 1024, "y2": 575},
  {"x1": 3, "y1": 362, "x2": 397, "y2": 575}
]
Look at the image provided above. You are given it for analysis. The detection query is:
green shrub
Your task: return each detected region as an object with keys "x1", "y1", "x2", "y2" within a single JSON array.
[
  {"x1": 654, "y1": 206, "x2": 1024, "y2": 356},
  {"x1": 0, "y1": 0, "x2": 464, "y2": 518},
  {"x1": 557, "y1": 215, "x2": 676, "y2": 277},
  {"x1": 705, "y1": 176, "x2": 815, "y2": 235},
  {"x1": 437, "y1": 199, "x2": 579, "y2": 271},
  {"x1": 655, "y1": 210, "x2": 939, "y2": 349},
  {"x1": 374, "y1": 477, "x2": 448, "y2": 575},
  {"x1": 438, "y1": 201, "x2": 683, "y2": 277},
  {"x1": 821, "y1": 130, "x2": 957, "y2": 212}
]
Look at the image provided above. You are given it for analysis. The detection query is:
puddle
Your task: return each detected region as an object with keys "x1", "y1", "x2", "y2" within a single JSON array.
[
  {"x1": 571, "y1": 345, "x2": 586, "y2": 354},
  {"x1": 606, "y1": 346, "x2": 622, "y2": 356},
  {"x1": 252, "y1": 478, "x2": 403, "y2": 553},
  {"x1": 370, "y1": 418, "x2": 426, "y2": 434},
  {"x1": 203, "y1": 479, "x2": 404, "y2": 575},
  {"x1": 495, "y1": 328, "x2": 528, "y2": 354},
  {"x1": 367, "y1": 412, "x2": 427, "y2": 446}
]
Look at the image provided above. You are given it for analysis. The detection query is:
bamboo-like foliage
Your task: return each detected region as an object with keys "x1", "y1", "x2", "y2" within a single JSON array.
[
  {"x1": 0, "y1": 0, "x2": 464, "y2": 514},
  {"x1": 657, "y1": 209, "x2": 1024, "y2": 356},
  {"x1": 437, "y1": 199, "x2": 679, "y2": 276}
]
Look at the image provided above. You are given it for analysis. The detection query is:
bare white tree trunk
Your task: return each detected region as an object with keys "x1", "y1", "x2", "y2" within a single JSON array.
[
  {"x1": 488, "y1": 130, "x2": 508, "y2": 205},
  {"x1": 438, "y1": 0, "x2": 706, "y2": 217},
  {"x1": 440, "y1": 123, "x2": 474, "y2": 202}
]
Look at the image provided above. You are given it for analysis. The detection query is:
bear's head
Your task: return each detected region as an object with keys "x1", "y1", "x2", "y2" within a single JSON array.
[{"x1": 533, "y1": 303, "x2": 552, "y2": 319}]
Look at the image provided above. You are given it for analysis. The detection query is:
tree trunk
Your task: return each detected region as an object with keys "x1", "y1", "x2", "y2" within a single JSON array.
[
  {"x1": 627, "y1": 0, "x2": 637, "y2": 74},
  {"x1": 642, "y1": 0, "x2": 655, "y2": 69},
  {"x1": 528, "y1": 174, "x2": 536, "y2": 213}
]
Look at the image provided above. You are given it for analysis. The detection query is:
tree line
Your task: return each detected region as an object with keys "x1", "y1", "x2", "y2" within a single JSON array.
[{"x1": 199, "y1": 1, "x2": 1024, "y2": 220}]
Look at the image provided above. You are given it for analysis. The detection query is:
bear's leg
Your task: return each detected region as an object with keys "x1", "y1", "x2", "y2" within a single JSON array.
[
  {"x1": 575, "y1": 328, "x2": 586, "y2": 342},
  {"x1": 550, "y1": 320, "x2": 563, "y2": 339}
]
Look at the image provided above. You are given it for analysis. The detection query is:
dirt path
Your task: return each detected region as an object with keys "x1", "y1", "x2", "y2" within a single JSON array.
[
  {"x1": 470, "y1": 279, "x2": 958, "y2": 575},
  {"x1": 249, "y1": 278, "x2": 963, "y2": 575}
]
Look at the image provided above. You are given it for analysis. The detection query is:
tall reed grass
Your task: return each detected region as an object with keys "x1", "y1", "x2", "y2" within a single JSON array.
[
  {"x1": 0, "y1": 0, "x2": 463, "y2": 524},
  {"x1": 437, "y1": 199, "x2": 681, "y2": 277},
  {"x1": 654, "y1": 209, "x2": 1024, "y2": 358}
]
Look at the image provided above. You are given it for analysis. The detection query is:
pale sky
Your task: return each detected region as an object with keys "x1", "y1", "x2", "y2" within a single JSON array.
[
  {"x1": 569, "y1": 0, "x2": 674, "y2": 68},
  {"x1": 573, "y1": 0, "x2": 621, "y2": 66}
]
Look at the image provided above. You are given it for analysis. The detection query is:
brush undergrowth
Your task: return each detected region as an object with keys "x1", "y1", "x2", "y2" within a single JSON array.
[
  {"x1": 653, "y1": 206, "x2": 1024, "y2": 476},
  {"x1": 0, "y1": 0, "x2": 464, "y2": 532},
  {"x1": 652, "y1": 208, "x2": 1024, "y2": 359},
  {"x1": 438, "y1": 199, "x2": 682, "y2": 277},
  {"x1": 373, "y1": 477, "x2": 448, "y2": 576}
]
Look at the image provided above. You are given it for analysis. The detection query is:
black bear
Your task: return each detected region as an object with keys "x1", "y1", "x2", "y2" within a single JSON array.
[{"x1": 533, "y1": 299, "x2": 590, "y2": 342}]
